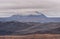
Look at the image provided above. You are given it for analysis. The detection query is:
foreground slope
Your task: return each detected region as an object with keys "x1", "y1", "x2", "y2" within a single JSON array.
[{"x1": 0, "y1": 21, "x2": 60, "y2": 35}]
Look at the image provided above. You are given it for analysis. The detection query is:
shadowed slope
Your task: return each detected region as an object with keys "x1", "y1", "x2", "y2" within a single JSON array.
[{"x1": 0, "y1": 22, "x2": 60, "y2": 35}]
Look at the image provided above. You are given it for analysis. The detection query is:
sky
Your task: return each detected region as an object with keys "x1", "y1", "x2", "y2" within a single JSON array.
[{"x1": 0, "y1": 0, "x2": 60, "y2": 17}]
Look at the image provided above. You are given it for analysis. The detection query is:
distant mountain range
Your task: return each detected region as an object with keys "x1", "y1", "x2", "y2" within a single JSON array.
[{"x1": 0, "y1": 12, "x2": 60, "y2": 23}]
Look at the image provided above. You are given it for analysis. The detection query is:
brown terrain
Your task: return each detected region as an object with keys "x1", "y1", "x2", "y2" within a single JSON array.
[{"x1": 0, "y1": 34, "x2": 60, "y2": 39}]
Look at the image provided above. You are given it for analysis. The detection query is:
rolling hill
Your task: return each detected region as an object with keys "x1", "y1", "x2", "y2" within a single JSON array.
[{"x1": 0, "y1": 21, "x2": 60, "y2": 35}]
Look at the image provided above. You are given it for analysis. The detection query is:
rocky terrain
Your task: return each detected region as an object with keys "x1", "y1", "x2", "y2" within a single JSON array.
[{"x1": 0, "y1": 21, "x2": 60, "y2": 35}]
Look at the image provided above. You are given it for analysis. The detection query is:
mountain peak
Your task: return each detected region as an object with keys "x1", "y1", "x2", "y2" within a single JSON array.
[
  {"x1": 11, "y1": 13, "x2": 47, "y2": 18},
  {"x1": 0, "y1": 12, "x2": 60, "y2": 22},
  {"x1": 11, "y1": 11, "x2": 47, "y2": 18}
]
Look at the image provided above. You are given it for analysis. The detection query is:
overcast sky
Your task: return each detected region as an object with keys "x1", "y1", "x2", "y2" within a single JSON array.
[{"x1": 0, "y1": 0, "x2": 60, "y2": 17}]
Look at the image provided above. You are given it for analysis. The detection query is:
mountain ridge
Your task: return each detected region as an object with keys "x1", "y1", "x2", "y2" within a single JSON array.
[{"x1": 0, "y1": 12, "x2": 60, "y2": 22}]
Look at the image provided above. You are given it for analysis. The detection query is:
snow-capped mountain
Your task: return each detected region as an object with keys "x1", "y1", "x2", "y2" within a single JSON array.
[{"x1": 0, "y1": 12, "x2": 60, "y2": 23}]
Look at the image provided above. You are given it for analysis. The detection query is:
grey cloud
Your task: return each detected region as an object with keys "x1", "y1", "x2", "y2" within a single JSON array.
[
  {"x1": 0, "y1": 0, "x2": 59, "y2": 17},
  {"x1": 0, "y1": 0, "x2": 58, "y2": 9}
]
